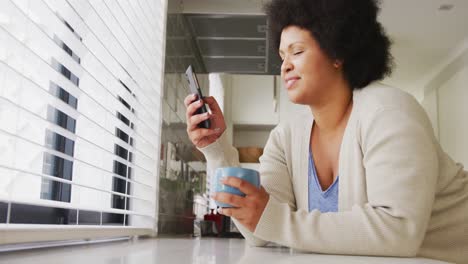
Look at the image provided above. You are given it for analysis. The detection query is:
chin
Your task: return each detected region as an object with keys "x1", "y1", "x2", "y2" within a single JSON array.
[{"x1": 287, "y1": 90, "x2": 309, "y2": 105}]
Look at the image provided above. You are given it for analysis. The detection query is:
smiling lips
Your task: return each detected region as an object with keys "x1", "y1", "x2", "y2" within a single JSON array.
[{"x1": 285, "y1": 76, "x2": 300, "y2": 90}]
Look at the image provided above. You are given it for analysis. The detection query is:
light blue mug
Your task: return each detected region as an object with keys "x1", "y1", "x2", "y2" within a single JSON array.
[{"x1": 213, "y1": 167, "x2": 260, "y2": 208}]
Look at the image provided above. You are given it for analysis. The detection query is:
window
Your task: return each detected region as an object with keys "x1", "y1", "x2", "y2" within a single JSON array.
[
  {"x1": 114, "y1": 144, "x2": 129, "y2": 160},
  {"x1": 115, "y1": 128, "x2": 129, "y2": 144},
  {"x1": 78, "y1": 210, "x2": 100, "y2": 225},
  {"x1": 49, "y1": 82, "x2": 78, "y2": 109},
  {"x1": 119, "y1": 80, "x2": 132, "y2": 94},
  {"x1": 102, "y1": 212, "x2": 126, "y2": 226},
  {"x1": 0, "y1": 0, "x2": 164, "y2": 240},
  {"x1": 127, "y1": 167, "x2": 132, "y2": 180},
  {"x1": 44, "y1": 130, "x2": 75, "y2": 156},
  {"x1": 42, "y1": 153, "x2": 73, "y2": 180},
  {"x1": 111, "y1": 196, "x2": 125, "y2": 211},
  {"x1": 51, "y1": 58, "x2": 80, "y2": 86},
  {"x1": 0, "y1": 202, "x2": 8, "y2": 223},
  {"x1": 40, "y1": 179, "x2": 72, "y2": 203},
  {"x1": 47, "y1": 106, "x2": 76, "y2": 133},
  {"x1": 9, "y1": 204, "x2": 76, "y2": 225},
  {"x1": 113, "y1": 161, "x2": 127, "y2": 177},
  {"x1": 112, "y1": 177, "x2": 126, "y2": 194},
  {"x1": 116, "y1": 112, "x2": 130, "y2": 126},
  {"x1": 53, "y1": 35, "x2": 81, "y2": 63},
  {"x1": 56, "y1": 12, "x2": 82, "y2": 41},
  {"x1": 118, "y1": 96, "x2": 131, "y2": 110}
]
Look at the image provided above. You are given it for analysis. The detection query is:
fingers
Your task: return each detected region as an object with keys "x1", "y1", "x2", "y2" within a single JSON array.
[
  {"x1": 184, "y1": 93, "x2": 197, "y2": 107},
  {"x1": 221, "y1": 177, "x2": 258, "y2": 196},
  {"x1": 186, "y1": 98, "x2": 205, "y2": 121},
  {"x1": 218, "y1": 207, "x2": 243, "y2": 220},
  {"x1": 188, "y1": 112, "x2": 214, "y2": 132},
  {"x1": 212, "y1": 192, "x2": 245, "y2": 208},
  {"x1": 201, "y1": 96, "x2": 222, "y2": 114},
  {"x1": 189, "y1": 128, "x2": 219, "y2": 146}
]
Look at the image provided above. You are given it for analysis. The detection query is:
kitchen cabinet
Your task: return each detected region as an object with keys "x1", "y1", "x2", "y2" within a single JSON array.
[{"x1": 231, "y1": 75, "x2": 279, "y2": 125}]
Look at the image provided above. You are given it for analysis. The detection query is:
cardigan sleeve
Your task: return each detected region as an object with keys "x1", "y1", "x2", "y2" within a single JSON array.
[
  {"x1": 197, "y1": 132, "x2": 269, "y2": 246},
  {"x1": 232, "y1": 125, "x2": 298, "y2": 246},
  {"x1": 252, "y1": 108, "x2": 439, "y2": 257}
]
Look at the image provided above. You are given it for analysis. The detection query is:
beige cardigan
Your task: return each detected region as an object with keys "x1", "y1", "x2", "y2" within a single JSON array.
[{"x1": 199, "y1": 83, "x2": 468, "y2": 263}]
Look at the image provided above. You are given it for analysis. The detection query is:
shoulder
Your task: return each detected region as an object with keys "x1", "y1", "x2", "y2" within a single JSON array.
[
  {"x1": 354, "y1": 82, "x2": 432, "y2": 126},
  {"x1": 354, "y1": 82, "x2": 436, "y2": 144},
  {"x1": 354, "y1": 82, "x2": 422, "y2": 113}
]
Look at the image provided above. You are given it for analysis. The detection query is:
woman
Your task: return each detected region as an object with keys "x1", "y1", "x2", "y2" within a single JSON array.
[{"x1": 184, "y1": 0, "x2": 468, "y2": 263}]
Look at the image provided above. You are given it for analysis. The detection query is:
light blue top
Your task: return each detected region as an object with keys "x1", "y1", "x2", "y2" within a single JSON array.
[{"x1": 308, "y1": 150, "x2": 339, "y2": 213}]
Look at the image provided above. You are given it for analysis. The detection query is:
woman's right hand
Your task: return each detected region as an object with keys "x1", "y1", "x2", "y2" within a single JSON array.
[{"x1": 184, "y1": 94, "x2": 226, "y2": 148}]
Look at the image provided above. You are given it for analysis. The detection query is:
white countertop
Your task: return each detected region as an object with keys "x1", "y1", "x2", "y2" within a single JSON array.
[{"x1": 0, "y1": 237, "x2": 452, "y2": 264}]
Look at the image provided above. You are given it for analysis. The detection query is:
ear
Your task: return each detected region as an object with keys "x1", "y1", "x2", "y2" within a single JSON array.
[{"x1": 333, "y1": 60, "x2": 343, "y2": 68}]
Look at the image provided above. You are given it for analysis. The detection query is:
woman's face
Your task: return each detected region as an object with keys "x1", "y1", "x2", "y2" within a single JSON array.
[{"x1": 279, "y1": 26, "x2": 342, "y2": 105}]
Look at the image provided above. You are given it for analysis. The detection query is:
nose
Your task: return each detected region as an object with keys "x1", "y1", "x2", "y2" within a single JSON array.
[{"x1": 280, "y1": 56, "x2": 293, "y2": 75}]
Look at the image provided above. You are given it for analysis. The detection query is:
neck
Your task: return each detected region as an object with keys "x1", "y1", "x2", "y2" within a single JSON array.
[{"x1": 309, "y1": 80, "x2": 353, "y2": 133}]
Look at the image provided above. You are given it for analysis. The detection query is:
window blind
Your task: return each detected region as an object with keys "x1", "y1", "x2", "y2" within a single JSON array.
[{"x1": 0, "y1": 0, "x2": 167, "y2": 244}]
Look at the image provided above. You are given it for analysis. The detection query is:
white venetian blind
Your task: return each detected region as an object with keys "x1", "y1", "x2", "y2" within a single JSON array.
[{"x1": 0, "y1": 0, "x2": 167, "y2": 244}]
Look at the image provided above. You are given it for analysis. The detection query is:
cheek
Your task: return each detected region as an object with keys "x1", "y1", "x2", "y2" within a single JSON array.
[{"x1": 302, "y1": 55, "x2": 336, "y2": 85}]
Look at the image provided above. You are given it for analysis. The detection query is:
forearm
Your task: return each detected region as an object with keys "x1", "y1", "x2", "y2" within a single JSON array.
[
  {"x1": 197, "y1": 132, "x2": 240, "y2": 170},
  {"x1": 253, "y1": 196, "x2": 429, "y2": 257},
  {"x1": 231, "y1": 217, "x2": 269, "y2": 247}
]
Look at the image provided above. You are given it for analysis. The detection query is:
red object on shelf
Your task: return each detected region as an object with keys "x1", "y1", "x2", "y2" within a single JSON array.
[
  {"x1": 204, "y1": 209, "x2": 215, "y2": 222},
  {"x1": 212, "y1": 211, "x2": 223, "y2": 234}
]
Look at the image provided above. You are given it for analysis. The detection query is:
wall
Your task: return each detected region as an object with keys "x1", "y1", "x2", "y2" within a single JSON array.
[
  {"x1": 437, "y1": 65, "x2": 468, "y2": 167},
  {"x1": 421, "y1": 39, "x2": 468, "y2": 168}
]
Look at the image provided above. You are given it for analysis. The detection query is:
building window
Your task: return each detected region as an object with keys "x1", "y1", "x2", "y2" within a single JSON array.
[
  {"x1": 41, "y1": 154, "x2": 73, "y2": 203},
  {"x1": 78, "y1": 210, "x2": 100, "y2": 225},
  {"x1": 44, "y1": 130, "x2": 75, "y2": 156},
  {"x1": 0, "y1": 202, "x2": 8, "y2": 223},
  {"x1": 113, "y1": 161, "x2": 127, "y2": 178},
  {"x1": 9, "y1": 203, "x2": 76, "y2": 224},
  {"x1": 102, "y1": 212, "x2": 126, "y2": 226},
  {"x1": 56, "y1": 13, "x2": 82, "y2": 41},
  {"x1": 119, "y1": 80, "x2": 132, "y2": 94},
  {"x1": 47, "y1": 106, "x2": 76, "y2": 133},
  {"x1": 49, "y1": 82, "x2": 78, "y2": 109},
  {"x1": 127, "y1": 167, "x2": 132, "y2": 180},
  {"x1": 53, "y1": 35, "x2": 81, "y2": 63},
  {"x1": 116, "y1": 112, "x2": 130, "y2": 127},
  {"x1": 112, "y1": 177, "x2": 126, "y2": 194},
  {"x1": 111, "y1": 182, "x2": 126, "y2": 210},
  {"x1": 42, "y1": 153, "x2": 73, "y2": 180},
  {"x1": 51, "y1": 58, "x2": 80, "y2": 86},
  {"x1": 118, "y1": 96, "x2": 131, "y2": 110},
  {"x1": 115, "y1": 128, "x2": 129, "y2": 144},
  {"x1": 114, "y1": 144, "x2": 129, "y2": 160},
  {"x1": 40, "y1": 179, "x2": 72, "y2": 203}
]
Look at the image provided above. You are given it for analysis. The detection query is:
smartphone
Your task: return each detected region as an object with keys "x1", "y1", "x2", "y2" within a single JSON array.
[{"x1": 185, "y1": 65, "x2": 211, "y2": 129}]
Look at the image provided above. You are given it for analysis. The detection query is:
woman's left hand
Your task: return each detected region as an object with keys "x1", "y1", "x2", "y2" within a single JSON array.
[{"x1": 211, "y1": 177, "x2": 270, "y2": 232}]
